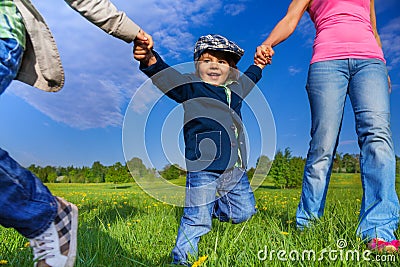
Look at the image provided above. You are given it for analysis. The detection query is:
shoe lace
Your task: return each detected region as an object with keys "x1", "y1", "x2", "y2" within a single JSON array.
[{"x1": 30, "y1": 230, "x2": 56, "y2": 261}]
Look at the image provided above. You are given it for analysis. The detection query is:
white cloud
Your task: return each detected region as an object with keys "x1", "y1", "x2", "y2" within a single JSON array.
[
  {"x1": 129, "y1": 82, "x2": 163, "y2": 114},
  {"x1": 11, "y1": 76, "x2": 125, "y2": 129},
  {"x1": 288, "y1": 66, "x2": 302, "y2": 76},
  {"x1": 339, "y1": 140, "x2": 357, "y2": 146},
  {"x1": 224, "y1": 4, "x2": 246, "y2": 16},
  {"x1": 11, "y1": 0, "x2": 225, "y2": 129},
  {"x1": 296, "y1": 13, "x2": 315, "y2": 47},
  {"x1": 380, "y1": 17, "x2": 400, "y2": 69}
]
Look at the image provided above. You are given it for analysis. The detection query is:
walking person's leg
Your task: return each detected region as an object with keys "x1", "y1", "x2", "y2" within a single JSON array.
[
  {"x1": 296, "y1": 60, "x2": 349, "y2": 228},
  {"x1": 171, "y1": 171, "x2": 218, "y2": 265},
  {"x1": 1, "y1": 37, "x2": 78, "y2": 267},
  {"x1": 214, "y1": 168, "x2": 256, "y2": 224},
  {"x1": 348, "y1": 59, "x2": 399, "y2": 248}
]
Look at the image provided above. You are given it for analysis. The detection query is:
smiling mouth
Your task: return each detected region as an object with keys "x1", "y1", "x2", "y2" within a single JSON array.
[{"x1": 208, "y1": 73, "x2": 221, "y2": 78}]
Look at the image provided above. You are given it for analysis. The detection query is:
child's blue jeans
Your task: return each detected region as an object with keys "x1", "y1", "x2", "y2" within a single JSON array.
[
  {"x1": 0, "y1": 38, "x2": 57, "y2": 238},
  {"x1": 171, "y1": 168, "x2": 256, "y2": 265}
]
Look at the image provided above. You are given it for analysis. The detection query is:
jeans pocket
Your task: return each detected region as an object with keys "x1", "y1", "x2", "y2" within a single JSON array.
[{"x1": 195, "y1": 131, "x2": 221, "y2": 161}]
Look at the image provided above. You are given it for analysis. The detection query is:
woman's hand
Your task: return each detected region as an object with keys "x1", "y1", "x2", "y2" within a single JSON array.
[{"x1": 254, "y1": 44, "x2": 274, "y2": 66}]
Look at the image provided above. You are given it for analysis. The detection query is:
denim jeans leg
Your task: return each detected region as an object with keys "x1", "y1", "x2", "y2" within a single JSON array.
[
  {"x1": 0, "y1": 148, "x2": 57, "y2": 238},
  {"x1": 171, "y1": 171, "x2": 217, "y2": 265},
  {"x1": 296, "y1": 60, "x2": 349, "y2": 228},
  {"x1": 214, "y1": 168, "x2": 256, "y2": 223},
  {"x1": 348, "y1": 59, "x2": 400, "y2": 241},
  {"x1": 0, "y1": 38, "x2": 57, "y2": 238}
]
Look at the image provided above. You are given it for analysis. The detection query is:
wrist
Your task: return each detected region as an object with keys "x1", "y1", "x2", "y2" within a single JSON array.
[
  {"x1": 141, "y1": 52, "x2": 157, "y2": 67},
  {"x1": 146, "y1": 55, "x2": 157, "y2": 66}
]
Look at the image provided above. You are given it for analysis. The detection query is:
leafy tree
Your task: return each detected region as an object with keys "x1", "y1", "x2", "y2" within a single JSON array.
[
  {"x1": 287, "y1": 156, "x2": 305, "y2": 188},
  {"x1": 333, "y1": 152, "x2": 343, "y2": 173},
  {"x1": 69, "y1": 168, "x2": 86, "y2": 183},
  {"x1": 30, "y1": 165, "x2": 57, "y2": 183},
  {"x1": 255, "y1": 155, "x2": 272, "y2": 175},
  {"x1": 127, "y1": 157, "x2": 148, "y2": 178},
  {"x1": 161, "y1": 164, "x2": 185, "y2": 180},
  {"x1": 88, "y1": 161, "x2": 106, "y2": 183},
  {"x1": 269, "y1": 149, "x2": 291, "y2": 189},
  {"x1": 342, "y1": 153, "x2": 359, "y2": 173},
  {"x1": 247, "y1": 167, "x2": 255, "y2": 180},
  {"x1": 105, "y1": 162, "x2": 131, "y2": 184},
  {"x1": 47, "y1": 172, "x2": 57, "y2": 183},
  {"x1": 269, "y1": 148, "x2": 304, "y2": 189}
]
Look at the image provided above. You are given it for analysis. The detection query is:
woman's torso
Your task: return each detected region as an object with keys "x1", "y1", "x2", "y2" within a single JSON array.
[{"x1": 308, "y1": 0, "x2": 384, "y2": 63}]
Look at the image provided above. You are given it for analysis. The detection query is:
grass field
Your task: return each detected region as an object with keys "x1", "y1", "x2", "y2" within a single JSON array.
[{"x1": 1, "y1": 173, "x2": 399, "y2": 266}]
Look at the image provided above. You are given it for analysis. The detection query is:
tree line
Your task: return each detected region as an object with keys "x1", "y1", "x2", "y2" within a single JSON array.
[
  {"x1": 29, "y1": 150, "x2": 400, "y2": 189},
  {"x1": 28, "y1": 157, "x2": 153, "y2": 184}
]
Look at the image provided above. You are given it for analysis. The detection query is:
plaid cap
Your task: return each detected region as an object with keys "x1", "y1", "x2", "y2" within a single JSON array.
[{"x1": 194, "y1": 34, "x2": 244, "y2": 64}]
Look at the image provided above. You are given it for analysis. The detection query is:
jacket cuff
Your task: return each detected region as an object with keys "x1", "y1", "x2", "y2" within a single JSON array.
[
  {"x1": 139, "y1": 51, "x2": 168, "y2": 76},
  {"x1": 115, "y1": 15, "x2": 141, "y2": 43},
  {"x1": 246, "y1": 65, "x2": 263, "y2": 80}
]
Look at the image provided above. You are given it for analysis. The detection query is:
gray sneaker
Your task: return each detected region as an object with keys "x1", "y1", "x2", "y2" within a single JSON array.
[{"x1": 30, "y1": 197, "x2": 78, "y2": 267}]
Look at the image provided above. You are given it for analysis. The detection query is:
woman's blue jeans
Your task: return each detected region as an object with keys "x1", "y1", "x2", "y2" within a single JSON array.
[
  {"x1": 172, "y1": 168, "x2": 256, "y2": 265},
  {"x1": 0, "y1": 38, "x2": 57, "y2": 238},
  {"x1": 296, "y1": 58, "x2": 400, "y2": 241}
]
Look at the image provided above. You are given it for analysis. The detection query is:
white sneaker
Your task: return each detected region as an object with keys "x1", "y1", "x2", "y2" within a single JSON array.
[{"x1": 30, "y1": 197, "x2": 78, "y2": 267}]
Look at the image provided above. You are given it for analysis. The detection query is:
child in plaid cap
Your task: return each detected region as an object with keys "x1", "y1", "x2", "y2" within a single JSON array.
[{"x1": 134, "y1": 34, "x2": 267, "y2": 266}]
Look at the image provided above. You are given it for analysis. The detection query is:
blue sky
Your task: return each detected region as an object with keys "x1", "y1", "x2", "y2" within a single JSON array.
[{"x1": 1, "y1": 0, "x2": 399, "y2": 170}]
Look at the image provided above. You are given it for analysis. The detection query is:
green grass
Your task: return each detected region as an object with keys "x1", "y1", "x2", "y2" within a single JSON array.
[{"x1": 1, "y1": 174, "x2": 399, "y2": 266}]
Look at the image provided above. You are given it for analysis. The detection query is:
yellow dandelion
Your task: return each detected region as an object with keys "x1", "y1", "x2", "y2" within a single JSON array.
[
  {"x1": 281, "y1": 231, "x2": 289, "y2": 235},
  {"x1": 192, "y1": 255, "x2": 208, "y2": 267},
  {"x1": 24, "y1": 241, "x2": 30, "y2": 248},
  {"x1": 0, "y1": 260, "x2": 8, "y2": 265}
]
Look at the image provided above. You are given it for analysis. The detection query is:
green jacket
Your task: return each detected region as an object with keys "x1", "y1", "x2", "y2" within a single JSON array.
[{"x1": 14, "y1": 0, "x2": 140, "y2": 92}]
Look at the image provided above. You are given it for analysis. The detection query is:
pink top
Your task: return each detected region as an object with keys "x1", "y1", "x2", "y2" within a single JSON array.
[{"x1": 308, "y1": 0, "x2": 385, "y2": 64}]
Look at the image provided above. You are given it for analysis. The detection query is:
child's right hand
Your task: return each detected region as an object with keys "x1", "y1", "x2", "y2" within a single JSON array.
[{"x1": 135, "y1": 29, "x2": 154, "y2": 50}]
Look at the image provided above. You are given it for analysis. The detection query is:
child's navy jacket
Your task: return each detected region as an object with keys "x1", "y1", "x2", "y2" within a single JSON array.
[{"x1": 140, "y1": 51, "x2": 263, "y2": 172}]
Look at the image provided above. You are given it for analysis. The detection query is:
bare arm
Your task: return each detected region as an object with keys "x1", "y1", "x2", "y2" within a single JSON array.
[
  {"x1": 262, "y1": 0, "x2": 311, "y2": 47},
  {"x1": 369, "y1": 0, "x2": 382, "y2": 48},
  {"x1": 370, "y1": 0, "x2": 391, "y2": 92},
  {"x1": 255, "y1": 0, "x2": 311, "y2": 65}
]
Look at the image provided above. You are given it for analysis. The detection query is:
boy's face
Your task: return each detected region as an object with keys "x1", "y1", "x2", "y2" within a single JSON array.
[{"x1": 197, "y1": 50, "x2": 232, "y2": 86}]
